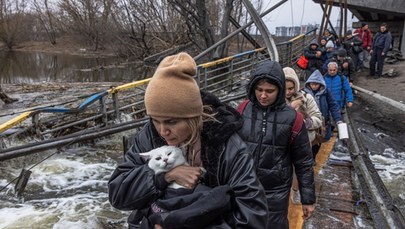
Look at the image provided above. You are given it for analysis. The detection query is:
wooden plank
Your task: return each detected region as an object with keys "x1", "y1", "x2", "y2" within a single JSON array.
[{"x1": 288, "y1": 135, "x2": 337, "y2": 229}]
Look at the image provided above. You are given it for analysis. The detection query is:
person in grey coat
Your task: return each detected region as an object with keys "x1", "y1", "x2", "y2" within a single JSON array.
[{"x1": 238, "y1": 60, "x2": 316, "y2": 229}]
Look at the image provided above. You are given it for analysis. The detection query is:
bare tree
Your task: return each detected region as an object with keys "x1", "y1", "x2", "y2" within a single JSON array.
[
  {"x1": 57, "y1": 0, "x2": 115, "y2": 51},
  {"x1": 0, "y1": 0, "x2": 255, "y2": 61},
  {"x1": 0, "y1": 0, "x2": 30, "y2": 49},
  {"x1": 168, "y1": 0, "x2": 215, "y2": 55},
  {"x1": 111, "y1": 0, "x2": 191, "y2": 59},
  {"x1": 214, "y1": 0, "x2": 234, "y2": 58},
  {"x1": 32, "y1": 0, "x2": 57, "y2": 45}
]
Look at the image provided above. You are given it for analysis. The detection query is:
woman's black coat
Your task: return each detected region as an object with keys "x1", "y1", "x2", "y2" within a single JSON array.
[{"x1": 108, "y1": 91, "x2": 268, "y2": 228}]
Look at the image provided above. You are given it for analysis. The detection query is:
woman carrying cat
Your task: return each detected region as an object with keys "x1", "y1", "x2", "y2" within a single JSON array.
[{"x1": 108, "y1": 52, "x2": 268, "y2": 229}]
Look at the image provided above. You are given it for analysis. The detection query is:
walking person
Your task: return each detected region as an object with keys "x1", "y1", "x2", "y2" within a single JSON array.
[
  {"x1": 370, "y1": 23, "x2": 392, "y2": 79},
  {"x1": 303, "y1": 39, "x2": 324, "y2": 80},
  {"x1": 342, "y1": 30, "x2": 363, "y2": 71},
  {"x1": 283, "y1": 67, "x2": 323, "y2": 205},
  {"x1": 354, "y1": 22, "x2": 373, "y2": 72},
  {"x1": 336, "y1": 49, "x2": 356, "y2": 84},
  {"x1": 323, "y1": 29, "x2": 339, "y2": 48},
  {"x1": 108, "y1": 52, "x2": 268, "y2": 228},
  {"x1": 238, "y1": 60, "x2": 316, "y2": 229},
  {"x1": 284, "y1": 67, "x2": 323, "y2": 149},
  {"x1": 303, "y1": 70, "x2": 343, "y2": 162},
  {"x1": 324, "y1": 62, "x2": 354, "y2": 110}
]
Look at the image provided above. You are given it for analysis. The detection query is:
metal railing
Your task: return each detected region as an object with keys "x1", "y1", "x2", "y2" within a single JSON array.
[{"x1": 0, "y1": 31, "x2": 318, "y2": 160}]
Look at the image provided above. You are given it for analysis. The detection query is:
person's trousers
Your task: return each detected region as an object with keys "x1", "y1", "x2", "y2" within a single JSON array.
[
  {"x1": 357, "y1": 50, "x2": 365, "y2": 70},
  {"x1": 312, "y1": 143, "x2": 322, "y2": 160},
  {"x1": 266, "y1": 190, "x2": 290, "y2": 229},
  {"x1": 369, "y1": 48, "x2": 386, "y2": 76}
]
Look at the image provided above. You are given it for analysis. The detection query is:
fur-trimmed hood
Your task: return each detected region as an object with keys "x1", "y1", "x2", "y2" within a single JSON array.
[{"x1": 200, "y1": 91, "x2": 243, "y2": 144}]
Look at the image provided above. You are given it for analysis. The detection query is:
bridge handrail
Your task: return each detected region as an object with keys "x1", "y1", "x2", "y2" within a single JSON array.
[
  {"x1": 0, "y1": 29, "x2": 317, "y2": 135},
  {"x1": 0, "y1": 49, "x2": 265, "y2": 134}
]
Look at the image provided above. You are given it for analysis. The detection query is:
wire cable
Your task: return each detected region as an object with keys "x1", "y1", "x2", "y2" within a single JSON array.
[
  {"x1": 300, "y1": 0, "x2": 306, "y2": 26},
  {"x1": 290, "y1": 0, "x2": 294, "y2": 27}
]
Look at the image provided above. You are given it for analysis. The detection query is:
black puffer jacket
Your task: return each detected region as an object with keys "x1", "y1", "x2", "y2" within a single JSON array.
[
  {"x1": 304, "y1": 39, "x2": 324, "y2": 71},
  {"x1": 108, "y1": 91, "x2": 268, "y2": 228},
  {"x1": 238, "y1": 61, "x2": 315, "y2": 205}
]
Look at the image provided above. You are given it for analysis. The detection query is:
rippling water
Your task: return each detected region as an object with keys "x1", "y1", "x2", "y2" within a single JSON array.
[
  {"x1": 0, "y1": 133, "x2": 131, "y2": 229},
  {"x1": 2, "y1": 130, "x2": 404, "y2": 228}
]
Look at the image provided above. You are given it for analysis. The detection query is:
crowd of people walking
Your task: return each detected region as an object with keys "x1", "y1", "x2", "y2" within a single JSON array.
[
  {"x1": 107, "y1": 22, "x2": 392, "y2": 229},
  {"x1": 303, "y1": 22, "x2": 392, "y2": 81}
]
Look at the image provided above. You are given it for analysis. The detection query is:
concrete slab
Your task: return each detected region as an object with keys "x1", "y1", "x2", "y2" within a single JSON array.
[{"x1": 356, "y1": 57, "x2": 405, "y2": 104}]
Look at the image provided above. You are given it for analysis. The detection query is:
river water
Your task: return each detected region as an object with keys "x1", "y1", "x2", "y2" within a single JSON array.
[
  {"x1": 0, "y1": 133, "x2": 131, "y2": 228},
  {"x1": 0, "y1": 51, "x2": 153, "y2": 84},
  {"x1": 0, "y1": 51, "x2": 404, "y2": 228}
]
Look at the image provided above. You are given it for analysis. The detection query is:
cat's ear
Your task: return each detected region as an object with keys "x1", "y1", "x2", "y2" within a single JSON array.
[{"x1": 139, "y1": 152, "x2": 150, "y2": 161}]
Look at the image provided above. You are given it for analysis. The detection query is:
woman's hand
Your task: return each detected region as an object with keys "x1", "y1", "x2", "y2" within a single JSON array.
[
  {"x1": 290, "y1": 99, "x2": 303, "y2": 110},
  {"x1": 342, "y1": 62, "x2": 349, "y2": 69},
  {"x1": 164, "y1": 165, "x2": 202, "y2": 189},
  {"x1": 302, "y1": 204, "x2": 315, "y2": 220}
]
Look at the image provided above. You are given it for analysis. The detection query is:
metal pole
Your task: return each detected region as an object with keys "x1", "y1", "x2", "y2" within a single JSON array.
[
  {"x1": 319, "y1": 2, "x2": 329, "y2": 42},
  {"x1": 32, "y1": 113, "x2": 40, "y2": 136},
  {"x1": 344, "y1": 0, "x2": 348, "y2": 37},
  {"x1": 112, "y1": 92, "x2": 120, "y2": 121},
  {"x1": 351, "y1": 85, "x2": 405, "y2": 112},
  {"x1": 320, "y1": 3, "x2": 338, "y2": 37},
  {"x1": 0, "y1": 118, "x2": 149, "y2": 161},
  {"x1": 194, "y1": 0, "x2": 287, "y2": 61},
  {"x1": 100, "y1": 96, "x2": 107, "y2": 126},
  {"x1": 241, "y1": 0, "x2": 279, "y2": 61}
]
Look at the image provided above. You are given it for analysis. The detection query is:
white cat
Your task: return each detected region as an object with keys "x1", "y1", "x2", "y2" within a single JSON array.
[{"x1": 139, "y1": 145, "x2": 187, "y2": 189}]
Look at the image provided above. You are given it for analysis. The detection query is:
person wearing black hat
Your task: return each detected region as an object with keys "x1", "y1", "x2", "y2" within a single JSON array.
[
  {"x1": 370, "y1": 23, "x2": 392, "y2": 79},
  {"x1": 336, "y1": 49, "x2": 356, "y2": 83},
  {"x1": 354, "y1": 22, "x2": 373, "y2": 72},
  {"x1": 322, "y1": 49, "x2": 356, "y2": 83},
  {"x1": 342, "y1": 30, "x2": 363, "y2": 71}
]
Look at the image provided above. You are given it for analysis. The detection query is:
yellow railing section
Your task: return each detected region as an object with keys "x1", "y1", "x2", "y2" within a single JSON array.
[
  {"x1": 107, "y1": 78, "x2": 152, "y2": 94},
  {"x1": 0, "y1": 111, "x2": 35, "y2": 133},
  {"x1": 0, "y1": 31, "x2": 316, "y2": 134}
]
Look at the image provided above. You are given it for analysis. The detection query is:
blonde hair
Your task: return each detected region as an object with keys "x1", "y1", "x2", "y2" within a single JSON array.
[{"x1": 181, "y1": 105, "x2": 218, "y2": 147}]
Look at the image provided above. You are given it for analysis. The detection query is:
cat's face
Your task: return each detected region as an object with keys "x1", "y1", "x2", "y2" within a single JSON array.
[{"x1": 140, "y1": 146, "x2": 186, "y2": 174}]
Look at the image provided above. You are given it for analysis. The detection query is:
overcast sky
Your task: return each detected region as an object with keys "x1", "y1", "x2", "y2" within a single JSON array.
[{"x1": 261, "y1": 0, "x2": 358, "y2": 33}]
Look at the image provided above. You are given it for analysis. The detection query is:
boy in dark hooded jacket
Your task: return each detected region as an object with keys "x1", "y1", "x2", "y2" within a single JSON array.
[
  {"x1": 238, "y1": 60, "x2": 316, "y2": 229},
  {"x1": 304, "y1": 39, "x2": 324, "y2": 80},
  {"x1": 303, "y1": 70, "x2": 343, "y2": 161}
]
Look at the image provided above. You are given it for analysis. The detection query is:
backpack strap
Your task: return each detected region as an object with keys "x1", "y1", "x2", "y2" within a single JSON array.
[
  {"x1": 237, "y1": 100, "x2": 249, "y2": 114},
  {"x1": 238, "y1": 100, "x2": 303, "y2": 144},
  {"x1": 289, "y1": 111, "x2": 304, "y2": 144}
]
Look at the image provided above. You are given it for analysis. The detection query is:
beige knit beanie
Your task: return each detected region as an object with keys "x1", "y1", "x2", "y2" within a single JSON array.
[{"x1": 144, "y1": 52, "x2": 203, "y2": 118}]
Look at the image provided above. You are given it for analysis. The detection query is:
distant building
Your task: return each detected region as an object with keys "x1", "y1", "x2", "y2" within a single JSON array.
[
  {"x1": 276, "y1": 26, "x2": 288, "y2": 36},
  {"x1": 276, "y1": 24, "x2": 318, "y2": 37},
  {"x1": 300, "y1": 24, "x2": 318, "y2": 34}
]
